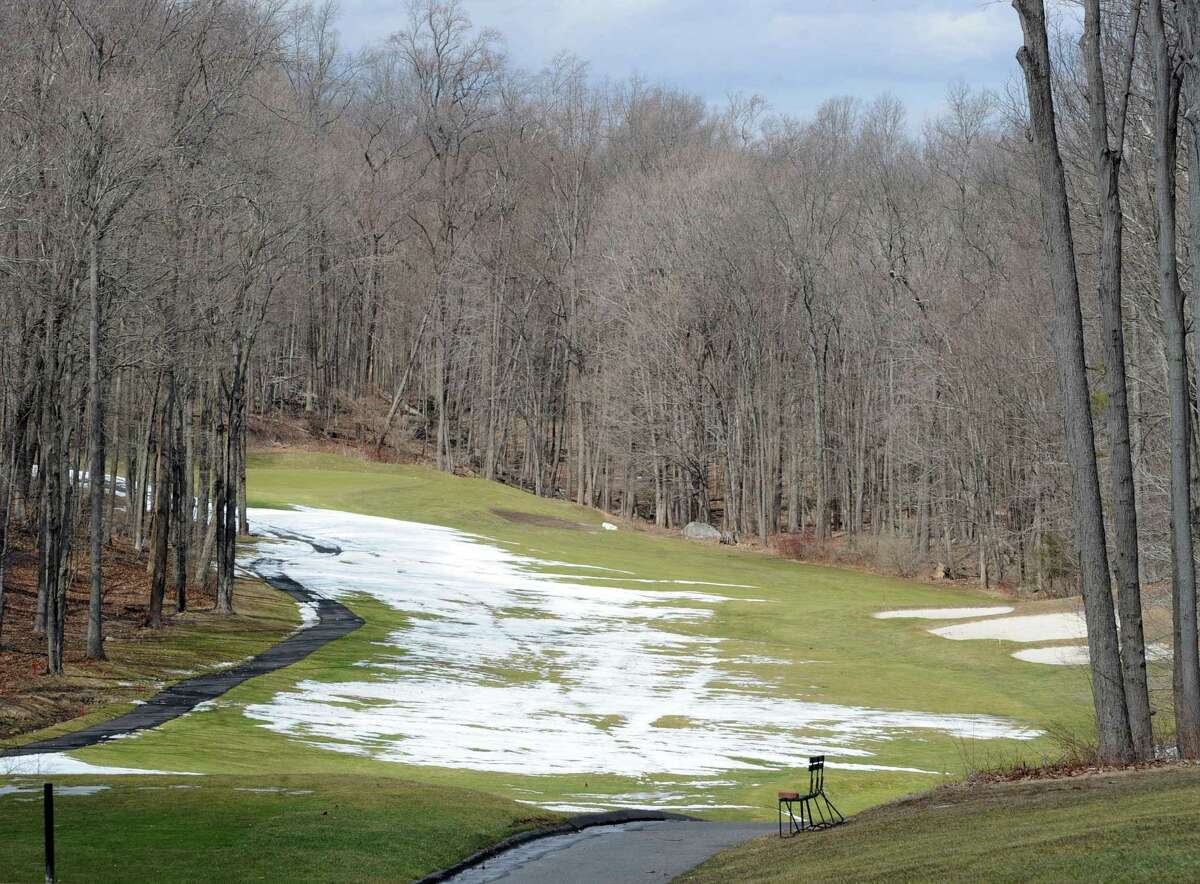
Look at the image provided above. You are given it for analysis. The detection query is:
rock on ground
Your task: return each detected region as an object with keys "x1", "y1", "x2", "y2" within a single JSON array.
[{"x1": 682, "y1": 521, "x2": 722, "y2": 541}]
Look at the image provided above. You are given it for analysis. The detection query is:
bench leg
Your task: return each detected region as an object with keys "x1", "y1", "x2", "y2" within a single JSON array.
[
  {"x1": 779, "y1": 799, "x2": 803, "y2": 837},
  {"x1": 820, "y1": 793, "x2": 844, "y2": 826}
]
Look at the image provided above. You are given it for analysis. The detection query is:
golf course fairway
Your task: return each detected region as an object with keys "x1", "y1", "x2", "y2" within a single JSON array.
[{"x1": 0, "y1": 451, "x2": 1103, "y2": 881}]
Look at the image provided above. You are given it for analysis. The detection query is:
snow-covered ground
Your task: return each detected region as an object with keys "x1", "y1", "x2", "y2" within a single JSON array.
[
  {"x1": 1, "y1": 753, "x2": 198, "y2": 777},
  {"x1": 239, "y1": 507, "x2": 1039, "y2": 783}
]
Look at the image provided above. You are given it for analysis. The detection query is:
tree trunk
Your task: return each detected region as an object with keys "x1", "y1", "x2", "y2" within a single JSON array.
[
  {"x1": 1014, "y1": 0, "x2": 1133, "y2": 763},
  {"x1": 148, "y1": 375, "x2": 173, "y2": 629},
  {"x1": 1150, "y1": 0, "x2": 1200, "y2": 759},
  {"x1": 1082, "y1": 0, "x2": 1152, "y2": 759},
  {"x1": 86, "y1": 218, "x2": 106, "y2": 659}
]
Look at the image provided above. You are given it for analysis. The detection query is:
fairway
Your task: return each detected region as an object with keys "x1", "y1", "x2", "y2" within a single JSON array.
[{"x1": 3, "y1": 451, "x2": 1096, "y2": 857}]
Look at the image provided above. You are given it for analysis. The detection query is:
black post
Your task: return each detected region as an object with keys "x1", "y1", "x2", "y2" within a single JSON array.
[{"x1": 43, "y1": 782, "x2": 55, "y2": 884}]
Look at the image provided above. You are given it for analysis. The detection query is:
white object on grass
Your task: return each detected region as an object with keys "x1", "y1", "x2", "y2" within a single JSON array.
[
  {"x1": 930, "y1": 612, "x2": 1087, "y2": 643},
  {"x1": 1013, "y1": 642, "x2": 1173, "y2": 666}
]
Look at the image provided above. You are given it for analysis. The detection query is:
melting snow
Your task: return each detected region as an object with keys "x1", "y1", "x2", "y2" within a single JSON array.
[
  {"x1": 296, "y1": 602, "x2": 320, "y2": 628},
  {"x1": 238, "y1": 507, "x2": 1039, "y2": 782},
  {"x1": 0, "y1": 784, "x2": 110, "y2": 797},
  {"x1": 0, "y1": 753, "x2": 200, "y2": 777}
]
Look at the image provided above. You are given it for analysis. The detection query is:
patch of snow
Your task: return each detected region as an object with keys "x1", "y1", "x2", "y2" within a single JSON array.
[
  {"x1": 0, "y1": 753, "x2": 200, "y2": 777},
  {"x1": 296, "y1": 601, "x2": 320, "y2": 628},
  {"x1": 529, "y1": 803, "x2": 607, "y2": 814},
  {"x1": 238, "y1": 507, "x2": 1040, "y2": 782},
  {"x1": 930, "y1": 612, "x2": 1087, "y2": 643},
  {"x1": 534, "y1": 560, "x2": 635, "y2": 574},
  {"x1": 735, "y1": 655, "x2": 791, "y2": 666},
  {"x1": 55, "y1": 785, "x2": 111, "y2": 796},
  {"x1": 875, "y1": 606, "x2": 1013, "y2": 620}
]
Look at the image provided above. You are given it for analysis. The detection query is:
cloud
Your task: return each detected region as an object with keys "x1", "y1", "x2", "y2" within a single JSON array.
[
  {"x1": 767, "y1": 4, "x2": 1018, "y2": 71},
  {"x1": 334, "y1": 0, "x2": 1023, "y2": 124}
]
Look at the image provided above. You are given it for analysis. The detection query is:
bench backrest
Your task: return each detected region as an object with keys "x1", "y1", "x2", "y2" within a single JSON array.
[{"x1": 809, "y1": 755, "x2": 825, "y2": 793}]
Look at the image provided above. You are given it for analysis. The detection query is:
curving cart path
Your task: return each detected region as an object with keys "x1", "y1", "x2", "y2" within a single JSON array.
[
  {"x1": 0, "y1": 571, "x2": 363, "y2": 757},
  {"x1": 441, "y1": 819, "x2": 773, "y2": 884}
]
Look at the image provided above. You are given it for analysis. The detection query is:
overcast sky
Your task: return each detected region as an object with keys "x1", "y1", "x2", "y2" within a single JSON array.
[{"x1": 334, "y1": 1, "x2": 1030, "y2": 126}]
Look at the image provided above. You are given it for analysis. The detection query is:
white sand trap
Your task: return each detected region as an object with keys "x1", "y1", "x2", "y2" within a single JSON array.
[
  {"x1": 1012, "y1": 645, "x2": 1091, "y2": 665},
  {"x1": 1014, "y1": 642, "x2": 1173, "y2": 666},
  {"x1": 0, "y1": 753, "x2": 200, "y2": 777},
  {"x1": 875, "y1": 607, "x2": 1013, "y2": 620},
  {"x1": 239, "y1": 507, "x2": 1039, "y2": 786},
  {"x1": 930, "y1": 612, "x2": 1087, "y2": 643}
]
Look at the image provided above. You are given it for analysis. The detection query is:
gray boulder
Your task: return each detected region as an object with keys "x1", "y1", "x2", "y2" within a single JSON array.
[{"x1": 682, "y1": 521, "x2": 722, "y2": 542}]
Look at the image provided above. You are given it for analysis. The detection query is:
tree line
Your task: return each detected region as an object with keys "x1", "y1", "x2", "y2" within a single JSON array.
[{"x1": 1, "y1": 0, "x2": 1199, "y2": 763}]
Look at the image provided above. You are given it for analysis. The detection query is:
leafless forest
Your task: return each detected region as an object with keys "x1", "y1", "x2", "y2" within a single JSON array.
[{"x1": 3, "y1": 0, "x2": 1200, "y2": 760}]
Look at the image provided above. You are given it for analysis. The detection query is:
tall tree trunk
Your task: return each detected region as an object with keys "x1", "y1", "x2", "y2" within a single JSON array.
[
  {"x1": 1082, "y1": 0, "x2": 1152, "y2": 759},
  {"x1": 86, "y1": 218, "x2": 106, "y2": 659},
  {"x1": 148, "y1": 374, "x2": 173, "y2": 629},
  {"x1": 1150, "y1": 0, "x2": 1200, "y2": 759},
  {"x1": 1014, "y1": 0, "x2": 1134, "y2": 763}
]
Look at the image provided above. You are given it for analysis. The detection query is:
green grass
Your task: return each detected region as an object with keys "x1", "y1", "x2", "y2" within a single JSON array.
[
  {"x1": 679, "y1": 766, "x2": 1200, "y2": 883},
  {"x1": 0, "y1": 449, "x2": 1108, "y2": 881},
  {"x1": 240, "y1": 450, "x2": 1097, "y2": 801},
  {"x1": 0, "y1": 774, "x2": 557, "y2": 883}
]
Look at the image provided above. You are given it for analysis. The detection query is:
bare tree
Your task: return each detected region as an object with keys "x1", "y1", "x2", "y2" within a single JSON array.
[{"x1": 1013, "y1": 0, "x2": 1133, "y2": 763}]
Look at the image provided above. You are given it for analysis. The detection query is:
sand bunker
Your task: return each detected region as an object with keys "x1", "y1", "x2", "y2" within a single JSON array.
[
  {"x1": 875, "y1": 607, "x2": 1013, "y2": 620},
  {"x1": 1011, "y1": 645, "x2": 1091, "y2": 665},
  {"x1": 930, "y1": 612, "x2": 1087, "y2": 643},
  {"x1": 239, "y1": 507, "x2": 1039, "y2": 787},
  {"x1": 1013, "y1": 642, "x2": 1173, "y2": 666}
]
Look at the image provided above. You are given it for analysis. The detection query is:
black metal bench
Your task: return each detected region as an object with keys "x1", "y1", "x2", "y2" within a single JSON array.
[{"x1": 778, "y1": 755, "x2": 845, "y2": 836}]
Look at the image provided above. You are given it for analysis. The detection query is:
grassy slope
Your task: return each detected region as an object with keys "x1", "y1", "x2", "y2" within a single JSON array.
[
  {"x1": 0, "y1": 775, "x2": 555, "y2": 884},
  {"x1": 0, "y1": 450, "x2": 1102, "y2": 882},
  {"x1": 679, "y1": 766, "x2": 1200, "y2": 883}
]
